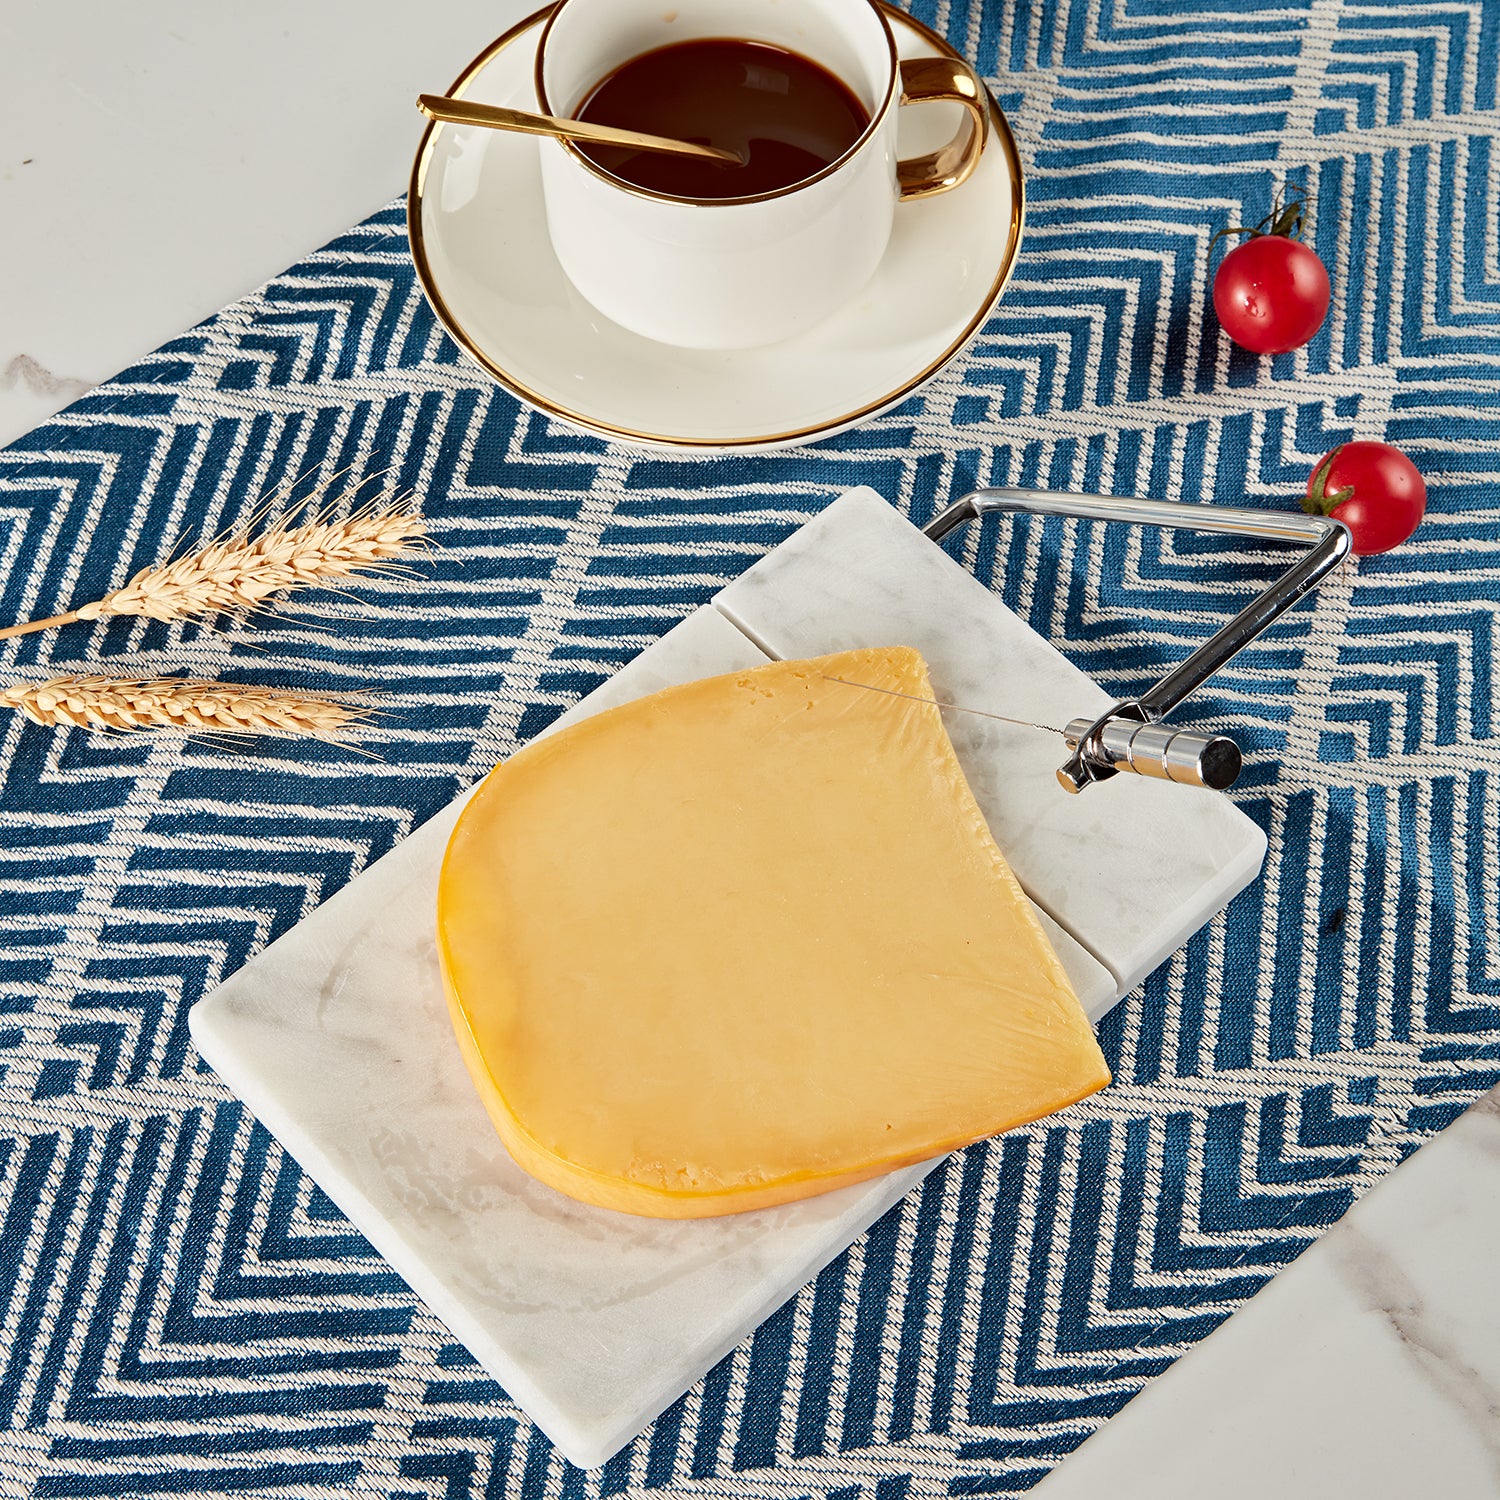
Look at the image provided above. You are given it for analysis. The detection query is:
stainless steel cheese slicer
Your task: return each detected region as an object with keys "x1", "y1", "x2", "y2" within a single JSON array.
[{"x1": 907, "y1": 486, "x2": 1350, "y2": 795}]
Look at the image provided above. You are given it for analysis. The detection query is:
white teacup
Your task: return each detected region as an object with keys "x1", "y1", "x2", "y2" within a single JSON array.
[{"x1": 534, "y1": 0, "x2": 988, "y2": 350}]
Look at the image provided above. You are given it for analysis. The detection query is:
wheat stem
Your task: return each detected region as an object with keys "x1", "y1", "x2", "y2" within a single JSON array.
[{"x1": 0, "y1": 611, "x2": 83, "y2": 641}]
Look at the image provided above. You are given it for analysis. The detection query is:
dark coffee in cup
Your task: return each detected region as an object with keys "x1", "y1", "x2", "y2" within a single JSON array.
[{"x1": 573, "y1": 38, "x2": 870, "y2": 199}]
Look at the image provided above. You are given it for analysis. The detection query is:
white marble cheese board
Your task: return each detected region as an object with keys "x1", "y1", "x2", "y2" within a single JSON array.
[{"x1": 189, "y1": 486, "x2": 1266, "y2": 1468}]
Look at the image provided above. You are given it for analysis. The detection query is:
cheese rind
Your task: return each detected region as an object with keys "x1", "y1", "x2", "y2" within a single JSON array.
[{"x1": 437, "y1": 646, "x2": 1111, "y2": 1217}]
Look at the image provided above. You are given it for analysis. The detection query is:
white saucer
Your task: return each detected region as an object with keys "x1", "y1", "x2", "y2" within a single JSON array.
[{"x1": 408, "y1": 4, "x2": 1023, "y2": 452}]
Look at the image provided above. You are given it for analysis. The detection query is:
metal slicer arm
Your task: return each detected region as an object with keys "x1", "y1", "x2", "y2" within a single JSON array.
[{"x1": 923, "y1": 487, "x2": 1351, "y2": 793}]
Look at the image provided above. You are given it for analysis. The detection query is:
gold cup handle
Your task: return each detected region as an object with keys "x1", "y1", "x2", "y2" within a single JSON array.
[{"x1": 895, "y1": 56, "x2": 990, "y2": 201}]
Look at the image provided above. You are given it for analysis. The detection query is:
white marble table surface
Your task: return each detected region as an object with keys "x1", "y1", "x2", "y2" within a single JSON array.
[{"x1": 4, "y1": 2, "x2": 1499, "y2": 1492}]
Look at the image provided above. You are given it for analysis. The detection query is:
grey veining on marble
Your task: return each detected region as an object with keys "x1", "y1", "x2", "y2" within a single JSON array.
[
  {"x1": 1033, "y1": 1083, "x2": 1500, "y2": 1500},
  {"x1": 0, "y1": 353, "x2": 91, "y2": 402},
  {"x1": 714, "y1": 487, "x2": 1268, "y2": 996},
  {"x1": 191, "y1": 494, "x2": 1262, "y2": 1468}
]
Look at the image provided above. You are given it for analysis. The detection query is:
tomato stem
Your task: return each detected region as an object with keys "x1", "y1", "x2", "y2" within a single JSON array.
[
  {"x1": 1211, "y1": 184, "x2": 1312, "y2": 250},
  {"x1": 1301, "y1": 446, "x2": 1356, "y2": 516}
]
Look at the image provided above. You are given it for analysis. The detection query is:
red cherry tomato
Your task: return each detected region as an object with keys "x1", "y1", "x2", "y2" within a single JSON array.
[
  {"x1": 1302, "y1": 442, "x2": 1426, "y2": 555},
  {"x1": 1213, "y1": 235, "x2": 1331, "y2": 354}
]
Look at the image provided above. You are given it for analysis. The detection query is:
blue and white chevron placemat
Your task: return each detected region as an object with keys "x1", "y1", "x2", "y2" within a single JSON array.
[{"x1": 2, "y1": 0, "x2": 1498, "y2": 1493}]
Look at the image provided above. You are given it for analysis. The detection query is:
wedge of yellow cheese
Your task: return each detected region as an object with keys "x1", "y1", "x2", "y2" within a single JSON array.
[{"x1": 437, "y1": 646, "x2": 1110, "y2": 1217}]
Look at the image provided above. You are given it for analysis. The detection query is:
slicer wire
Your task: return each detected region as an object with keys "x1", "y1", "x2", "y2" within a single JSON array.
[{"x1": 820, "y1": 675, "x2": 1067, "y2": 736}]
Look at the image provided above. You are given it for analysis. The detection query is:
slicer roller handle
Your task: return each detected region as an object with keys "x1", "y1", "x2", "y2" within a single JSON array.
[{"x1": 1063, "y1": 717, "x2": 1242, "y2": 791}]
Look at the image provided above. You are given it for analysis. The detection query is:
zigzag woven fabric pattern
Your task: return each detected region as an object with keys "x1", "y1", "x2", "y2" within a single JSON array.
[{"x1": 3, "y1": 0, "x2": 1499, "y2": 1493}]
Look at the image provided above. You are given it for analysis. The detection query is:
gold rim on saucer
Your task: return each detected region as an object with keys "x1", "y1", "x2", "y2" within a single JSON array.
[{"x1": 406, "y1": 3, "x2": 1026, "y2": 450}]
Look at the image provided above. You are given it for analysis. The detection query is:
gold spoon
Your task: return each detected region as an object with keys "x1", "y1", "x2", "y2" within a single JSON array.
[{"x1": 416, "y1": 94, "x2": 742, "y2": 165}]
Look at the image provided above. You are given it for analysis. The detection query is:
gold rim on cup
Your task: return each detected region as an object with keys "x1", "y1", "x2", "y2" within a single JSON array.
[{"x1": 532, "y1": 0, "x2": 901, "y2": 208}]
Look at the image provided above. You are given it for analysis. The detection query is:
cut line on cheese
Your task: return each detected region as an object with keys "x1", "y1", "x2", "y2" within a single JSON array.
[{"x1": 437, "y1": 646, "x2": 1111, "y2": 1217}]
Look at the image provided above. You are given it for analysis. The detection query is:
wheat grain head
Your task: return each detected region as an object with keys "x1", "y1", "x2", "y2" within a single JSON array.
[{"x1": 2, "y1": 674, "x2": 375, "y2": 742}]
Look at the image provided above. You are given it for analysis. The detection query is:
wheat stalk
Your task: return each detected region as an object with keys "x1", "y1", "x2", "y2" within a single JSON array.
[
  {"x1": 0, "y1": 493, "x2": 427, "y2": 642},
  {"x1": 2, "y1": 674, "x2": 374, "y2": 742}
]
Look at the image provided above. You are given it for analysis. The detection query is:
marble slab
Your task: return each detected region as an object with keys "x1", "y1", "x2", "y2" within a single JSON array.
[
  {"x1": 0, "y1": 0, "x2": 528, "y2": 447},
  {"x1": 715, "y1": 487, "x2": 1268, "y2": 996},
  {"x1": 193, "y1": 607, "x2": 927, "y2": 1468},
  {"x1": 190, "y1": 491, "x2": 1257, "y2": 1468},
  {"x1": 1030, "y1": 1088, "x2": 1500, "y2": 1500}
]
